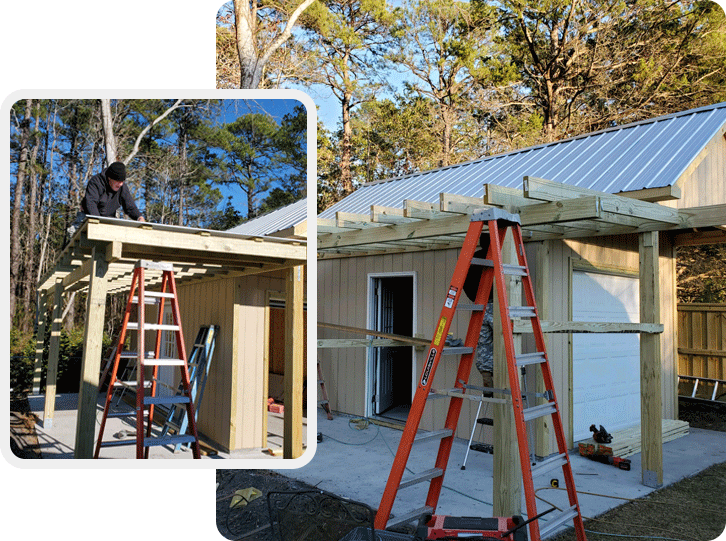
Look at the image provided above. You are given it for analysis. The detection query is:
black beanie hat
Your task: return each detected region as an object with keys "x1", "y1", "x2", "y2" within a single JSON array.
[{"x1": 106, "y1": 162, "x2": 126, "y2": 181}]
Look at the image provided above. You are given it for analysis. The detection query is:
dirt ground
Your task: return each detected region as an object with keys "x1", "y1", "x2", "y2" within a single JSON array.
[{"x1": 9, "y1": 395, "x2": 41, "y2": 459}]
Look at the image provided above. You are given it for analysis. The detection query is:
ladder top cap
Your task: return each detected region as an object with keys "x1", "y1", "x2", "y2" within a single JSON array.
[
  {"x1": 472, "y1": 208, "x2": 521, "y2": 225},
  {"x1": 135, "y1": 260, "x2": 174, "y2": 271}
]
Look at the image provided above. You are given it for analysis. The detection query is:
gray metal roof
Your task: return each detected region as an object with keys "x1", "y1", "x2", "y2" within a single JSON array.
[
  {"x1": 319, "y1": 102, "x2": 726, "y2": 218},
  {"x1": 228, "y1": 197, "x2": 307, "y2": 236}
]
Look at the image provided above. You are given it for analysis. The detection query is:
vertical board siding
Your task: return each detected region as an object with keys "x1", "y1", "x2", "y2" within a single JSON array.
[
  {"x1": 678, "y1": 304, "x2": 726, "y2": 380},
  {"x1": 319, "y1": 231, "x2": 679, "y2": 448},
  {"x1": 177, "y1": 272, "x2": 286, "y2": 452},
  {"x1": 679, "y1": 134, "x2": 726, "y2": 208}
]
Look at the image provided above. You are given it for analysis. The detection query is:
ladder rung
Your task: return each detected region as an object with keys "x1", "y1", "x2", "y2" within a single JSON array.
[
  {"x1": 143, "y1": 435, "x2": 196, "y2": 448},
  {"x1": 99, "y1": 439, "x2": 137, "y2": 448},
  {"x1": 143, "y1": 358, "x2": 185, "y2": 366},
  {"x1": 530, "y1": 453, "x2": 568, "y2": 477},
  {"x1": 442, "y1": 347, "x2": 473, "y2": 355},
  {"x1": 386, "y1": 506, "x2": 434, "y2": 531},
  {"x1": 539, "y1": 505, "x2": 579, "y2": 538},
  {"x1": 126, "y1": 323, "x2": 181, "y2": 331},
  {"x1": 470, "y1": 258, "x2": 528, "y2": 276},
  {"x1": 523, "y1": 402, "x2": 558, "y2": 422},
  {"x1": 509, "y1": 306, "x2": 537, "y2": 318},
  {"x1": 144, "y1": 396, "x2": 191, "y2": 405},
  {"x1": 144, "y1": 291, "x2": 175, "y2": 298},
  {"x1": 112, "y1": 380, "x2": 152, "y2": 389},
  {"x1": 399, "y1": 468, "x2": 444, "y2": 490},
  {"x1": 516, "y1": 352, "x2": 547, "y2": 367},
  {"x1": 431, "y1": 388, "x2": 508, "y2": 404},
  {"x1": 456, "y1": 304, "x2": 484, "y2": 312},
  {"x1": 414, "y1": 429, "x2": 452, "y2": 443},
  {"x1": 107, "y1": 411, "x2": 137, "y2": 418}
]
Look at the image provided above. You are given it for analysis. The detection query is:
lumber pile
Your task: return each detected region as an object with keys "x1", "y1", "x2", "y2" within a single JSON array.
[{"x1": 577, "y1": 419, "x2": 689, "y2": 458}]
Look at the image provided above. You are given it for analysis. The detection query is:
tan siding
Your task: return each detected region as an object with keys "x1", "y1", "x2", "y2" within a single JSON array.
[{"x1": 678, "y1": 132, "x2": 726, "y2": 208}]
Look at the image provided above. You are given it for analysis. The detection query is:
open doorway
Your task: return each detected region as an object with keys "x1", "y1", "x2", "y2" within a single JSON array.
[{"x1": 368, "y1": 274, "x2": 415, "y2": 421}]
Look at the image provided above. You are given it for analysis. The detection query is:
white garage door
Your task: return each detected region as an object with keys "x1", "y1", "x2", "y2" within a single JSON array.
[{"x1": 572, "y1": 271, "x2": 640, "y2": 442}]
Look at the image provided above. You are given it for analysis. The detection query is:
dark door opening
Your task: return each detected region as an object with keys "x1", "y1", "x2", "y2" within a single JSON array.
[{"x1": 372, "y1": 276, "x2": 414, "y2": 417}]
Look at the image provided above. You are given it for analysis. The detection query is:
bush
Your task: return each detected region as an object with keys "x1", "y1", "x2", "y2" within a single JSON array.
[{"x1": 10, "y1": 325, "x2": 111, "y2": 395}]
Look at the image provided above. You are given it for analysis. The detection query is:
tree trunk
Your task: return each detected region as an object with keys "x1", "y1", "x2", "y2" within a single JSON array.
[
  {"x1": 233, "y1": 0, "x2": 316, "y2": 88},
  {"x1": 22, "y1": 102, "x2": 43, "y2": 332},
  {"x1": 340, "y1": 73, "x2": 354, "y2": 196},
  {"x1": 178, "y1": 122, "x2": 188, "y2": 226},
  {"x1": 10, "y1": 99, "x2": 32, "y2": 326},
  {"x1": 100, "y1": 99, "x2": 117, "y2": 163}
]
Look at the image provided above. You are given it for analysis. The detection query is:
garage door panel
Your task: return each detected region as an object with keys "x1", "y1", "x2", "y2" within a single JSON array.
[{"x1": 572, "y1": 271, "x2": 640, "y2": 442}]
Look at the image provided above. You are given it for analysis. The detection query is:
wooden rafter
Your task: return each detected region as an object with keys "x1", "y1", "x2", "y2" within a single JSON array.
[{"x1": 317, "y1": 177, "x2": 726, "y2": 258}]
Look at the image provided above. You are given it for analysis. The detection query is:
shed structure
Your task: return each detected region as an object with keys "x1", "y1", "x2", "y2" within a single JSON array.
[
  {"x1": 317, "y1": 102, "x2": 726, "y2": 509},
  {"x1": 34, "y1": 215, "x2": 307, "y2": 459}
]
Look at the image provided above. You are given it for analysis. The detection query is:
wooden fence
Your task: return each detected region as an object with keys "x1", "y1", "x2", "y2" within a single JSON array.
[{"x1": 677, "y1": 303, "x2": 726, "y2": 380}]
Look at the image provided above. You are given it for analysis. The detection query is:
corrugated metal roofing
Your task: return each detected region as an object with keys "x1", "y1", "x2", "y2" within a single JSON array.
[
  {"x1": 228, "y1": 197, "x2": 307, "y2": 236},
  {"x1": 319, "y1": 102, "x2": 726, "y2": 218}
]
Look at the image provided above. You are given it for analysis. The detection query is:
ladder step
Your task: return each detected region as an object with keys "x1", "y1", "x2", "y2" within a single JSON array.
[
  {"x1": 470, "y1": 258, "x2": 528, "y2": 276},
  {"x1": 386, "y1": 506, "x2": 434, "y2": 531},
  {"x1": 99, "y1": 439, "x2": 137, "y2": 448},
  {"x1": 530, "y1": 453, "x2": 568, "y2": 477},
  {"x1": 456, "y1": 304, "x2": 485, "y2": 312},
  {"x1": 509, "y1": 306, "x2": 537, "y2": 318},
  {"x1": 538, "y1": 505, "x2": 579, "y2": 538},
  {"x1": 126, "y1": 322, "x2": 181, "y2": 331},
  {"x1": 516, "y1": 352, "x2": 547, "y2": 367},
  {"x1": 144, "y1": 396, "x2": 191, "y2": 406},
  {"x1": 143, "y1": 358, "x2": 185, "y2": 366},
  {"x1": 143, "y1": 434, "x2": 196, "y2": 448},
  {"x1": 107, "y1": 411, "x2": 138, "y2": 418},
  {"x1": 442, "y1": 347, "x2": 474, "y2": 355},
  {"x1": 132, "y1": 292, "x2": 175, "y2": 304},
  {"x1": 414, "y1": 429, "x2": 452, "y2": 443},
  {"x1": 399, "y1": 468, "x2": 444, "y2": 489},
  {"x1": 112, "y1": 380, "x2": 152, "y2": 389},
  {"x1": 431, "y1": 388, "x2": 508, "y2": 404},
  {"x1": 522, "y1": 402, "x2": 558, "y2": 422}
]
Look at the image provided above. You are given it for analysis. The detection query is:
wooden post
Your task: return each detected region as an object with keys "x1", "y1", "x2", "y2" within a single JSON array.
[
  {"x1": 283, "y1": 265, "x2": 305, "y2": 459},
  {"x1": 32, "y1": 291, "x2": 48, "y2": 395},
  {"x1": 493, "y1": 231, "x2": 522, "y2": 516},
  {"x1": 535, "y1": 240, "x2": 553, "y2": 458},
  {"x1": 640, "y1": 231, "x2": 663, "y2": 487},
  {"x1": 74, "y1": 247, "x2": 109, "y2": 459},
  {"x1": 43, "y1": 283, "x2": 64, "y2": 428}
]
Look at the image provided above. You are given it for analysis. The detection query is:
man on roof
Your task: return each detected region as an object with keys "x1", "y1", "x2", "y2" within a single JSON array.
[{"x1": 68, "y1": 161, "x2": 146, "y2": 238}]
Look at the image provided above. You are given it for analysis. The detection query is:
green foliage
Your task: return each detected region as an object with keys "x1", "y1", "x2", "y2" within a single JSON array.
[{"x1": 10, "y1": 325, "x2": 111, "y2": 395}]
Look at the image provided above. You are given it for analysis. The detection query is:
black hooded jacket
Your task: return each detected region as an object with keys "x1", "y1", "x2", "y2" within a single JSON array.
[{"x1": 81, "y1": 169, "x2": 142, "y2": 220}]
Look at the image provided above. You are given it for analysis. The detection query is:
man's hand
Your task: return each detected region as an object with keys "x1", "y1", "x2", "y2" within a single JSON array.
[{"x1": 137, "y1": 216, "x2": 146, "y2": 223}]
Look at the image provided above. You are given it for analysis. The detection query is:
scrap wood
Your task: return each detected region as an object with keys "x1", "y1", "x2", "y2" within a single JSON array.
[{"x1": 577, "y1": 419, "x2": 689, "y2": 458}]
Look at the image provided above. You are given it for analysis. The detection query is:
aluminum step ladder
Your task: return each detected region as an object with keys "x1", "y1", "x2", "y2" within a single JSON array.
[
  {"x1": 374, "y1": 208, "x2": 586, "y2": 541},
  {"x1": 158, "y1": 324, "x2": 218, "y2": 451},
  {"x1": 94, "y1": 260, "x2": 201, "y2": 459}
]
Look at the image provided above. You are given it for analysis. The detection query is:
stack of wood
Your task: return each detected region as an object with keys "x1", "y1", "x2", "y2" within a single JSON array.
[{"x1": 578, "y1": 419, "x2": 689, "y2": 458}]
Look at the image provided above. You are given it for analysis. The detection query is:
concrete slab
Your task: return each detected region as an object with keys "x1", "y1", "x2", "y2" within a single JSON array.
[
  {"x1": 27, "y1": 393, "x2": 307, "y2": 460},
  {"x1": 280, "y1": 409, "x2": 726, "y2": 537}
]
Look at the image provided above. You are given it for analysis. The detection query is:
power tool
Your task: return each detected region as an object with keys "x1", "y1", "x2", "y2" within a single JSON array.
[{"x1": 412, "y1": 509, "x2": 556, "y2": 541}]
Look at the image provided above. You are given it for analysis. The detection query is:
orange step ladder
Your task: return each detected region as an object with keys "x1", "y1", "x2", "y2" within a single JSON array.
[
  {"x1": 94, "y1": 260, "x2": 201, "y2": 459},
  {"x1": 374, "y1": 208, "x2": 586, "y2": 541}
]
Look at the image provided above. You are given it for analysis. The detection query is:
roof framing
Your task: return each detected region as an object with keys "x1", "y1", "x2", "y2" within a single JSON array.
[
  {"x1": 317, "y1": 177, "x2": 726, "y2": 258},
  {"x1": 40, "y1": 216, "x2": 307, "y2": 295}
]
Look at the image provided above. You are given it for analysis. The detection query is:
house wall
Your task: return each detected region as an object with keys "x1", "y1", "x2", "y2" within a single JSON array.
[
  {"x1": 177, "y1": 271, "x2": 287, "y2": 452},
  {"x1": 318, "y1": 232, "x2": 678, "y2": 449}
]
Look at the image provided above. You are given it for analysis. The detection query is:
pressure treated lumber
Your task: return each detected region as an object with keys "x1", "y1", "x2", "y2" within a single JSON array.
[
  {"x1": 74, "y1": 247, "x2": 109, "y2": 458},
  {"x1": 32, "y1": 291, "x2": 48, "y2": 395},
  {"x1": 284, "y1": 265, "x2": 305, "y2": 459},
  {"x1": 640, "y1": 230, "x2": 663, "y2": 487},
  {"x1": 42, "y1": 284, "x2": 64, "y2": 428},
  {"x1": 576, "y1": 419, "x2": 688, "y2": 458},
  {"x1": 317, "y1": 321, "x2": 431, "y2": 346}
]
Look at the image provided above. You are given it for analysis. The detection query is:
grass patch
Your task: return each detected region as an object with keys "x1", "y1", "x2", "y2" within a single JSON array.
[{"x1": 548, "y1": 461, "x2": 726, "y2": 541}]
